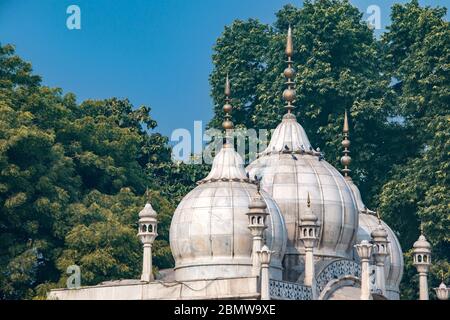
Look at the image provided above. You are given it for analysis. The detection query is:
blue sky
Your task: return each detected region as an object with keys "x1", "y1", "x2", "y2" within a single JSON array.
[{"x1": 0, "y1": 0, "x2": 447, "y2": 140}]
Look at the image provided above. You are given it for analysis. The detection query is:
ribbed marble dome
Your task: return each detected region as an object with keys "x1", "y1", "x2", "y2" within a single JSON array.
[
  {"x1": 246, "y1": 114, "x2": 359, "y2": 266},
  {"x1": 348, "y1": 180, "x2": 404, "y2": 300},
  {"x1": 170, "y1": 143, "x2": 287, "y2": 282}
]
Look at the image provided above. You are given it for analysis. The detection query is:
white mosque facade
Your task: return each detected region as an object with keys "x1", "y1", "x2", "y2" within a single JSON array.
[{"x1": 48, "y1": 28, "x2": 444, "y2": 301}]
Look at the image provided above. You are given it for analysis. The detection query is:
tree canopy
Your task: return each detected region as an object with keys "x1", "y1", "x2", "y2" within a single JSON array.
[
  {"x1": 0, "y1": 44, "x2": 205, "y2": 299},
  {"x1": 379, "y1": 0, "x2": 449, "y2": 299}
]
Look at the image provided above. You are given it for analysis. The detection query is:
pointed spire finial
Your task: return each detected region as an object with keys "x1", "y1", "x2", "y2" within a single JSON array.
[
  {"x1": 285, "y1": 25, "x2": 293, "y2": 57},
  {"x1": 376, "y1": 211, "x2": 381, "y2": 224},
  {"x1": 343, "y1": 109, "x2": 349, "y2": 133},
  {"x1": 420, "y1": 222, "x2": 424, "y2": 235},
  {"x1": 222, "y1": 74, "x2": 234, "y2": 143},
  {"x1": 225, "y1": 73, "x2": 231, "y2": 98},
  {"x1": 341, "y1": 110, "x2": 352, "y2": 179},
  {"x1": 307, "y1": 192, "x2": 311, "y2": 208},
  {"x1": 283, "y1": 26, "x2": 296, "y2": 114}
]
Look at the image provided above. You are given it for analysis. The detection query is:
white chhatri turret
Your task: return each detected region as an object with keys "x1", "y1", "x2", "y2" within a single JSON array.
[
  {"x1": 299, "y1": 193, "x2": 320, "y2": 290},
  {"x1": 247, "y1": 182, "x2": 268, "y2": 276},
  {"x1": 371, "y1": 214, "x2": 389, "y2": 296},
  {"x1": 413, "y1": 225, "x2": 431, "y2": 300},
  {"x1": 138, "y1": 193, "x2": 158, "y2": 282}
]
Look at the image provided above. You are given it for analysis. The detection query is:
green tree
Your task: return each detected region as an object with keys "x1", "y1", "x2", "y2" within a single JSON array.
[
  {"x1": 55, "y1": 189, "x2": 174, "y2": 287},
  {"x1": 0, "y1": 44, "x2": 178, "y2": 299},
  {"x1": 379, "y1": 0, "x2": 449, "y2": 300}
]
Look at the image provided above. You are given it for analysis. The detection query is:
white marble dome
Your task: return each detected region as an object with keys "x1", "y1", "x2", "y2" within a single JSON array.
[
  {"x1": 348, "y1": 179, "x2": 404, "y2": 300},
  {"x1": 170, "y1": 143, "x2": 287, "y2": 282},
  {"x1": 246, "y1": 113, "x2": 359, "y2": 264}
]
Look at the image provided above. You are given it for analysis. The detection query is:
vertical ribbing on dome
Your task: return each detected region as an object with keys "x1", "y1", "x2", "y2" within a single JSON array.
[
  {"x1": 341, "y1": 110, "x2": 352, "y2": 179},
  {"x1": 283, "y1": 26, "x2": 296, "y2": 114}
]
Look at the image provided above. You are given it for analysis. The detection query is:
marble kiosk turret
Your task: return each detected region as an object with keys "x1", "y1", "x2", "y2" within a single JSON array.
[
  {"x1": 247, "y1": 180, "x2": 269, "y2": 277},
  {"x1": 138, "y1": 194, "x2": 158, "y2": 282},
  {"x1": 413, "y1": 226, "x2": 432, "y2": 300},
  {"x1": 370, "y1": 214, "x2": 389, "y2": 295},
  {"x1": 299, "y1": 193, "x2": 320, "y2": 289}
]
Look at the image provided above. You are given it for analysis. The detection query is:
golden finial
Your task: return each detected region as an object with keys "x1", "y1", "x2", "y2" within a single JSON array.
[
  {"x1": 283, "y1": 25, "x2": 295, "y2": 114},
  {"x1": 222, "y1": 75, "x2": 234, "y2": 142},
  {"x1": 341, "y1": 110, "x2": 351, "y2": 179},
  {"x1": 420, "y1": 222, "x2": 424, "y2": 235},
  {"x1": 343, "y1": 109, "x2": 349, "y2": 133},
  {"x1": 285, "y1": 25, "x2": 293, "y2": 57},
  {"x1": 225, "y1": 73, "x2": 231, "y2": 98},
  {"x1": 307, "y1": 192, "x2": 311, "y2": 208},
  {"x1": 376, "y1": 211, "x2": 381, "y2": 224}
]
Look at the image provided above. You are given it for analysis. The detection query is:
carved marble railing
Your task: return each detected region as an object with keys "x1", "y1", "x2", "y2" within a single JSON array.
[
  {"x1": 269, "y1": 279, "x2": 312, "y2": 300},
  {"x1": 316, "y1": 259, "x2": 361, "y2": 294}
]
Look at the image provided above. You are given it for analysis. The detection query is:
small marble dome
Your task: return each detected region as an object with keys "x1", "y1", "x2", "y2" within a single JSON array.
[
  {"x1": 246, "y1": 113, "x2": 359, "y2": 263},
  {"x1": 350, "y1": 179, "x2": 404, "y2": 300},
  {"x1": 371, "y1": 222, "x2": 389, "y2": 240},
  {"x1": 413, "y1": 234, "x2": 431, "y2": 250},
  {"x1": 261, "y1": 113, "x2": 312, "y2": 155},
  {"x1": 139, "y1": 202, "x2": 157, "y2": 218},
  {"x1": 170, "y1": 143, "x2": 287, "y2": 282}
]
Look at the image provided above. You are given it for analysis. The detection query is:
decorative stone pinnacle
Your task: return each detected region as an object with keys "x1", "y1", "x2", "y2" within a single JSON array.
[
  {"x1": 222, "y1": 74, "x2": 234, "y2": 143},
  {"x1": 283, "y1": 26, "x2": 295, "y2": 114},
  {"x1": 355, "y1": 240, "x2": 374, "y2": 260},
  {"x1": 341, "y1": 110, "x2": 352, "y2": 179}
]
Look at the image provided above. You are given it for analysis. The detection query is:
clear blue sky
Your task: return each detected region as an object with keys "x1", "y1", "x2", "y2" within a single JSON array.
[{"x1": 0, "y1": 0, "x2": 447, "y2": 139}]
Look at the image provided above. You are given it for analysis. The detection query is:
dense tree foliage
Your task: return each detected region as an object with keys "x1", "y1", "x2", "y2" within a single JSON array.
[
  {"x1": 0, "y1": 0, "x2": 447, "y2": 300},
  {"x1": 379, "y1": 0, "x2": 449, "y2": 299},
  {"x1": 0, "y1": 44, "x2": 206, "y2": 299},
  {"x1": 210, "y1": 0, "x2": 449, "y2": 299}
]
